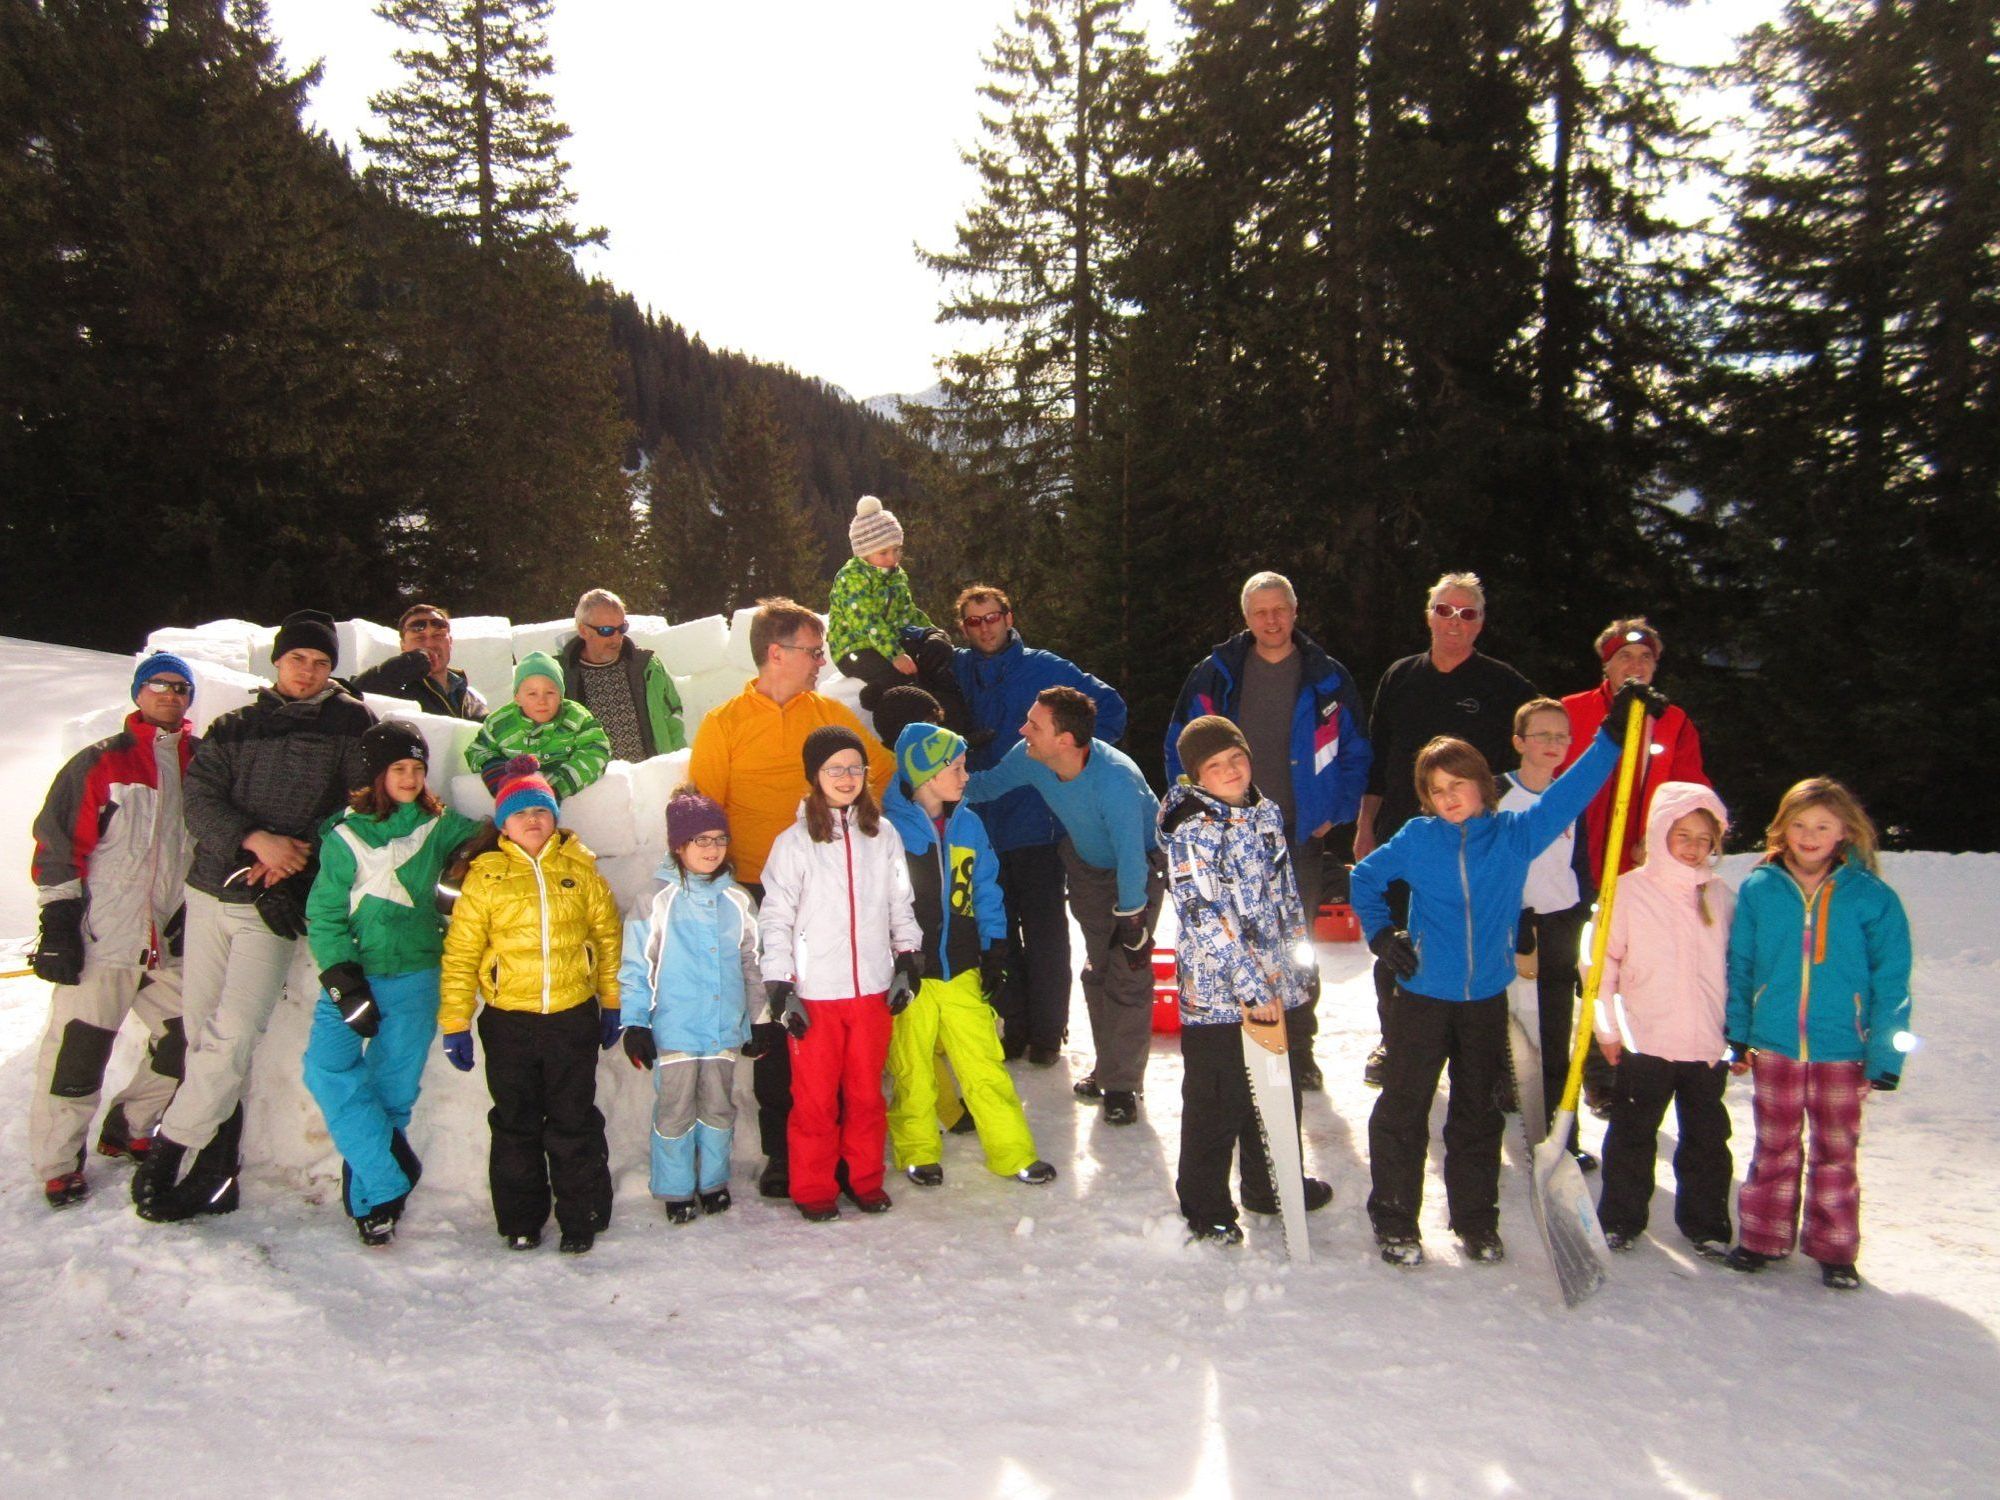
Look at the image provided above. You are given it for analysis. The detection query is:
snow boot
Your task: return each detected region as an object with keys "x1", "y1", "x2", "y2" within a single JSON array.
[
  {"x1": 797, "y1": 1200, "x2": 840, "y2": 1223},
  {"x1": 663, "y1": 1200, "x2": 700, "y2": 1226},
  {"x1": 1460, "y1": 1229, "x2": 1506, "y2": 1264},
  {"x1": 1819, "y1": 1260, "x2": 1863, "y2": 1291},
  {"x1": 45, "y1": 1170, "x2": 90, "y2": 1210},
  {"x1": 1187, "y1": 1221, "x2": 1244, "y2": 1247},
  {"x1": 131, "y1": 1136, "x2": 189, "y2": 1221},
  {"x1": 355, "y1": 1209, "x2": 397, "y2": 1248},
  {"x1": 1014, "y1": 1160, "x2": 1057, "y2": 1185},
  {"x1": 905, "y1": 1163, "x2": 944, "y2": 1187},
  {"x1": 758, "y1": 1157, "x2": 790, "y2": 1199},
  {"x1": 1724, "y1": 1246, "x2": 1776, "y2": 1274},
  {"x1": 1242, "y1": 1178, "x2": 1333, "y2": 1215},
  {"x1": 842, "y1": 1184, "x2": 892, "y2": 1214},
  {"x1": 1025, "y1": 1045, "x2": 1061, "y2": 1068},
  {"x1": 1603, "y1": 1230, "x2": 1635, "y2": 1252},
  {"x1": 1571, "y1": 1147, "x2": 1599, "y2": 1174},
  {"x1": 1688, "y1": 1237, "x2": 1731, "y2": 1262},
  {"x1": 948, "y1": 1100, "x2": 978, "y2": 1135},
  {"x1": 1362, "y1": 1046, "x2": 1388, "y2": 1090},
  {"x1": 1378, "y1": 1235, "x2": 1424, "y2": 1268},
  {"x1": 1072, "y1": 1074, "x2": 1103, "y2": 1102},
  {"x1": 504, "y1": 1232, "x2": 542, "y2": 1251},
  {"x1": 558, "y1": 1230, "x2": 594, "y2": 1254},
  {"x1": 699, "y1": 1187, "x2": 732, "y2": 1215},
  {"x1": 95, "y1": 1105, "x2": 151, "y2": 1161},
  {"x1": 1102, "y1": 1090, "x2": 1138, "y2": 1125}
]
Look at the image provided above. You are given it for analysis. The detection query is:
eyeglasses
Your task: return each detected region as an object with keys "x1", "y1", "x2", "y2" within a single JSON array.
[
  {"x1": 778, "y1": 642, "x2": 828, "y2": 663},
  {"x1": 686, "y1": 834, "x2": 730, "y2": 850},
  {"x1": 819, "y1": 764, "x2": 867, "y2": 781},
  {"x1": 587, "y1": 622, "x2": 630, "y2": 638},
  {"x1": 403, "y1": 618, "x2": 449, "y2": 634},
  {"x1": 960, "y1": 608, "x2": 1009, "y2": 631},
  {"x1": 141, "y1": 680, "x2": 193, "y2": 696},
  {"x1": 1430, "y1": 603, "x2": 1483, "y2": 622},
  {"x1": 1523, "y1": 731, "x2": 1571, "y2": 744}
]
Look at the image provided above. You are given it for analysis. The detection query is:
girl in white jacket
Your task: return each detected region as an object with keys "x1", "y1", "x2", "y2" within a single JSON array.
[
  {"x1": 758, "y1": 725, "x2": 922, "y2": 1220},
  {"x1": 1593, "y1": 781, "x2": 1736, "y2": 1257}
]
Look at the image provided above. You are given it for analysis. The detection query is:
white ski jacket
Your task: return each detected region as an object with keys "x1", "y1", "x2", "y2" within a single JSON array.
[{"x1": 758, "y1": 803, "x2": 921, "y2": 1000}]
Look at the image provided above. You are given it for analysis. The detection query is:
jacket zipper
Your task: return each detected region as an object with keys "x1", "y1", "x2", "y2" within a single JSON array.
[
  {"x1": 842, "y1": 811, "x2": 861, "y2": 1000},
  {"x1": 1457, "y1": 825, "x2": 1475, "y2": 1001},
  {"x1": 531, "y1": 850, "x2": 552, "y2": 1013}
]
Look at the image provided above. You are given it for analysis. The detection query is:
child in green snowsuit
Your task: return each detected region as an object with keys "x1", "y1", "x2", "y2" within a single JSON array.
[
  {"x1": 467, "y1": 650, "x2": 612, "y2": 798},
  {"x1": 827, "y1": 495, "x2": 978, "y2": 737}
]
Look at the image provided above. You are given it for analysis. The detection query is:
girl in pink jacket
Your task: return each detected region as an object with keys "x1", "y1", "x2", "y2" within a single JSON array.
[{"x1": 1592, "y1": 781, "x2": 1735, "y2": 1258}]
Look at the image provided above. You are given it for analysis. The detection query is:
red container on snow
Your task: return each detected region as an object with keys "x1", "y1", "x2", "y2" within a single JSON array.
[
  {"x1": 1150, "y1": 947, "x2": 1181, "y2": 1033},
  {"x1": 1315, "y1": 901, "x2": 1362, "y2": 943}
]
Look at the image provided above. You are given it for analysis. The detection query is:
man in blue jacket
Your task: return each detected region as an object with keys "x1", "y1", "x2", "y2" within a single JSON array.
[
  {"x1": 1164, "y1": 572, "x2": 1372, "y2": 1089},
  {"x1": 954, "y1": 586, "x2": 1128, "y2": 1066},
  {"x1": 965, "y1": 687, "x2": 1161, "y2": 1124}
]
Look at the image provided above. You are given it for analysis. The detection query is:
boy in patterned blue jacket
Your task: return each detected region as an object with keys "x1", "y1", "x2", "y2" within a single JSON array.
[{"x1": 1162, "y1": 717, "x2": 1325, "y2": 1245}]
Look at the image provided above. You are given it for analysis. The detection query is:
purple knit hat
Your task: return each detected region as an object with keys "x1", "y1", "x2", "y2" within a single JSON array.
[{"x1": 665, "y1": 789, "x2": 729, "y2": 849}]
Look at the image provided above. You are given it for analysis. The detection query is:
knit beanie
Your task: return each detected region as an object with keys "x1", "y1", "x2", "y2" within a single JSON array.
[
  {"x1": 665, "y1": 788, "x2": 729, "y2": 849},
  {"x1": 802, "y1": 724, "x2": 867, "y2": 784},
  {"x1": 272, "y1": 609, "x2": 339, "y2": 667},
  {"x1": 132, "y1": 652, "x2": 196, "y2": 704},
  {"x1": 513, "y1": 650, "x2": 565, "y2": 693},
  {"x1": 895, "y1": 722, "x2": 966, "y2": 792},
  {"x1": 360, "y1": 719, "x2": 429, "y2": 783},
  {"x1": 848, "y1": 495, "x2": 904, "y2": 558},
  {"x1": 494, "y1": 755, "x2": 560, "y2": 826},
  {"x1": 1177, "y1": 715, "x2": 1252, "y2": 782},
  {"x1": 871, "y1": 685, "x2": 943, "y2": 748}
]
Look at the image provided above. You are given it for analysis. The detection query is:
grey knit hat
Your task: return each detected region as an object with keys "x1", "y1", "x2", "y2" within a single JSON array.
[
  {"x1": 1177, "y1": 715, "x2": 1251, "y2": 782},
  {"x1": 848, "y1": 495, "x2": 905, "y2": 558}
]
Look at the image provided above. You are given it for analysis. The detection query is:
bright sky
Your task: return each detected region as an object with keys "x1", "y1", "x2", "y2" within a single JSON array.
[{"x1": 263, "y1": 0, "x2": 1779, "y2": 402}]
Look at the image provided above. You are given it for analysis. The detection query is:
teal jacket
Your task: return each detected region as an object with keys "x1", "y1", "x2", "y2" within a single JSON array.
[
  {"x1": 307, "y1": 800, "x2": 484, "y2": 978},
  {"x1": 1725, "y1": 853, "x2": 1913, "y2": 1083},
  {"x1": 827, "y1": 555, "x2": 930, "y2": 662},
  {"x1": 467, "y1": 699, "x2": 612, "y2": 799}
]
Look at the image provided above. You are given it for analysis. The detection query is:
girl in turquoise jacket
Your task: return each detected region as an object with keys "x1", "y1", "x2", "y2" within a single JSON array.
[
  {"x1": 1724, "y1": 777, "x2": 1912, "y2": 1290},
  {"x1": 304, "y1": 721, "x2": 485, "y2": 1246}
]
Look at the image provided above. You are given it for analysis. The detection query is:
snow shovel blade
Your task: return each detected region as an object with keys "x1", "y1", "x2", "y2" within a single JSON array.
[
  {"x1": 1532, "y1": 1107, "x2": 1609, "y2": 1307},
  {"x1": 1242, "y1": 1018, "x2": 1311, "y2": 1264},
  {"x1": 1506, "y1": 975, "x2": 1548, "y2": 1151}
]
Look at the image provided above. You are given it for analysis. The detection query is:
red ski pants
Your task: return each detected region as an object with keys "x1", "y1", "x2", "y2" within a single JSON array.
[
  {"x1": 787, "y1": 995, "x2": 892, "y2": 1208},
  {"x1": 1737, "y1": 1052, "x2": 1868, "y2": 1262}
]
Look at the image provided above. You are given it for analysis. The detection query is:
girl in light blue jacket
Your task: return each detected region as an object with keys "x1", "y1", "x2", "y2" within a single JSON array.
[{"x1": 619, "y1": 789, "x2": 760, "y2": 1224}]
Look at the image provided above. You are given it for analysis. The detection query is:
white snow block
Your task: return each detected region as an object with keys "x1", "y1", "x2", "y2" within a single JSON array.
[
  {"x1": 625, "y1": 613, "x2": 670, "y2": 658},
  {"x1": 449, "y1": 773, "x2": 495, "y2": 821},
  {"x1": 679, "y1": 666, "x2": 746, "y2": 740},
  {"x1": 509, "y1": 617, "x2": 572, "y2": 664},
  {"x1": 655, "y1": 614, "x2": 729, "y2": 677},
  {"x1": 364, "y1": 703, "x2": 479, "y2": 791},
  {"x1": 559, "y1": 762, "x2": 637, "y2": 857},
  {"x1": 598, "y1": 848, "x2": 668, "y2": 916},
  {"x1": 818, "y1": 667, "x2": 870, "y2": 730},
  {"x1": 449, "y1": 615, "x2": 519, "y2": 712},
  {"x1": 145, "y1": 622, "x2": 253, "y2": 675},
  {"x1": 182, "y1": 658, "x2": 267, "y2": 736},
  {"x1": 60, "y1": 704, "x2": 129, "y2": 757},
  {"x1": 724, "y1": 607, "x2": 761, "y2": 670},
  {"x1": 337, "y1": 617, "x2": 400, "y2": 678},
  {"x1": 630, "y1": 749, "x2": 694, "y2": 845}
]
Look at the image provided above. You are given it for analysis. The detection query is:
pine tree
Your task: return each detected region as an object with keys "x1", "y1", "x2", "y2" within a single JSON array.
[
  {"x1": 712, "y1": 383, "x2": 820, "y2": 610},
  {"x1": 363, "y1": 0, "x2": 600, "y2": 251},
  {"x1": 647, "y1": 438, "x2": 726, "y2": 617}
]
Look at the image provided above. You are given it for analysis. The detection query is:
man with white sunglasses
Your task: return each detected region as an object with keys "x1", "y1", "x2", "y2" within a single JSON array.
[
  {"x1": 558, "y1": 587, "x2": 687, "y2": 762},
  {"x1": 1351, "y1": 572, "x2": 1538, "y2": 1087}
]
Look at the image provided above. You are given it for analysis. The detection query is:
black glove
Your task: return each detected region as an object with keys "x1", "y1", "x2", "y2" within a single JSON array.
[
  {"x1": 320, "y1": 961, "x2": 379, "y2": 1039},
  {"x1": 162, "y1": 903, "x2": 186, "y2": 958},
  {"x1": 1871, "y1": 1074, "x2": 1899, "y2": 1093},
  {"x1": 1515, "y1": 911, "x2": 1537, "y2": 958},
  {"x1": 1369, "y1": 927, "x2": 1420, "y2": 980},
  {"x1": 31, "y1": 898, "x2": 85, "y2": 986},
  {"x1": 378, "y1": 648, "x2": 431, "y2": 690},
  {"x1": 1608, "y1": 678, "x2": 1670, "y2": 727},
  {"x1": 978, "y1": 946, "x2": 1009, "y2": 1001},
  {"x1": 741, "y1": 1021, "x2": 784, "y2": 1060},
  {"x1": 252, "y1": 876, "x2": 311, "y2": 940},
  {"x1": 895, "y1": 950, "x2": 926, "y2": 985},
  {"x1": 622, "y1": 1026, "x2": 658, "y2": 1069},
  {"x1": 764, "y1": 979, "x2": 795, "y2": 1022},
  {"x1": 766, "y1": 980, "x2": 809, "y2": 1038},
  {"x1": 886, "y1": 952, "x2": 924, "y2": 1018},
  {"x1": 1112, "y1": 914, "x2": 1150, "y2": 971}
]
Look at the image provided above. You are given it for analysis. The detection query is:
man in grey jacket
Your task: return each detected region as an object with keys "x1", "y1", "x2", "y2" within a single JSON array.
[{"x1": 134, "y1": 611, "x2": 374, "y2": 1222}]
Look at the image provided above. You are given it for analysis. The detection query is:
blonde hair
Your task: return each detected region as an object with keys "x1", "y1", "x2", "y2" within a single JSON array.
[
  {"x1": 1413, "y1": 736, "x2": 1499, "y2": 815},
  {"x1": 1426, "y1": 571, "x2": 1485, "y2": 610},
  {"x1": 1667, "y1": 806, "x2": 1728, "y2": 924},
  {"x1": 1240, "y1": 571, "x2": 1296, "y2": 615},
  {"x1": 1764, "y1": 777, "x2": 1880, "y2": 874},
  {"x1": 1512, "y1": 697, "x2": 1568, "y2": 736}
]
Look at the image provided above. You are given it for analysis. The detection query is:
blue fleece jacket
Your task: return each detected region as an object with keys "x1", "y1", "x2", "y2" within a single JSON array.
[
  {"x1": 1725, "y1": 853, "x2": 1913, "y2": 1083},
  {"x1": 1351, "y1": 731, "x2": 1619, "y2": 1002},
  {"x1": 954, "y1": 631, "x2": 1128, "y2": 852},
  {"x1": 964, "y1": 738, "x2": 1160, "y2": 913}
]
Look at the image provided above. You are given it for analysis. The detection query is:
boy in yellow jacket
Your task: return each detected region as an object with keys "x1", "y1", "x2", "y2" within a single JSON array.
[{"x1": 440, "y1": 757, "x2": 622, "y2": 1253}]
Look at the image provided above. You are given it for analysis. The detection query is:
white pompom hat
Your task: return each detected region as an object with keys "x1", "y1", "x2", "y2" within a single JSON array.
[{"x1": 848, "y1": 494, "x2": 905, "y2": 558}]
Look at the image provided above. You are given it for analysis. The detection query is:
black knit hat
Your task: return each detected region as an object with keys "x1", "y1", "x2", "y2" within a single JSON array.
[
  {"x1": 802, "y1": 724, "x2": 867, "y2": 784},
  {"x1": 360, "y1": 720, "x2": 428, "y2": 783},
  {"x1": 872, "y1": 685, "x2": 943, "y2": 749},
  {"x1": 1177, "y1": 714, "x2": 1251, "y2": 782},
  {"x1": 272, "y1": 609, "x2": 339, "y2": 667}
]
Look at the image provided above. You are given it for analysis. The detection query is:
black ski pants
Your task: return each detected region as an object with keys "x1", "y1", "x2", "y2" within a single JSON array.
[
  {"x1": 1596, "y1": 1052, "x2": 1733, "y2": 1244},
  {"x1": 1368, "y1": 881, "x2": 1411, "y2": 1035},
  {"x1": 1367, "y1": 987, "x2": 1508, "y2": 1241},
  {"x1": 837, "y1": 628, "x2": 976, "y2": 738},
  {"x1": 995, "y1": 842, "x2": 1070, "y2": 1055},
  {"x1": 740, "y1": 881, "x2": 793, "y2": 1165},
  {"x1": 1525, "y1": 903, "x2": 1587, "y2": 1150},
  {"x1": 1177, "y1": 1009, "x2": 1310, "y2": 1228},
  {"x1": 478, "y1": 1001, "x2": 612, "y2": 1239}
]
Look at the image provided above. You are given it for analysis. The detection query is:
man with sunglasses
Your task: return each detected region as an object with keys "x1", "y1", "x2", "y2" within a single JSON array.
[
  {"x1": 348, "y1": 604, "x2": 487, "y2": 720},
  {"x1": 1351, "y1": 573, "x2": 1538, "y2": 1087},
  {"x1": 27, "y1": 654, "x2": 201, "y2": 1210},
  {"x1": 689, "y1": 597, "x2": 894, "y2": 1198},
  {"x1": 558, "y1": 588, "x2": 687, "y2": 763},
  {"x1": 951, "y1": 585, "x2": 1127, "y2": 1065}
]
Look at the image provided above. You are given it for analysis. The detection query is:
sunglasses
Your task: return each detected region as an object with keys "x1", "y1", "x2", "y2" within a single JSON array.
[
  {"x1": 1430, "y1": 603, "x2": 1483, "y2": 622},
  {"x1": 141, "y1": 680, "x2": 193, "y2": 696},
  {"x1": 960, "y1": 608, "x2": 1009, "y2": 630},
  {"x1": 403, "y1": 617, "x2": 449, "y2": 634},
  {"x1": 778, "y1": 642, "x2": 828, "y2": 663},
  {"x1": 685, "y1": 833, "x2": 730, "y2": 850},
  {"x1": 588, "y1": 622, "x2": 630, "y2": 638}
]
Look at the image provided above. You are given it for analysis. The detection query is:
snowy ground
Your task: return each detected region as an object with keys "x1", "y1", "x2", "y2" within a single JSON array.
[{"x1": 1, "y1": 640, "x2": 1995, "y2": 1497}]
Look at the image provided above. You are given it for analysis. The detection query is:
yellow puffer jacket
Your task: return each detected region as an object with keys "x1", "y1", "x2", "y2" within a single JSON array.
[{"x1": 438, "y1": 831, "x2": 621, "y2": 1034}]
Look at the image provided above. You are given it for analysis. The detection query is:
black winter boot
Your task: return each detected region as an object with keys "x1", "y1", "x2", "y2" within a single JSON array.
[{"x1": 132, "y1": 1136, "x2": 189, "y2": 1221}]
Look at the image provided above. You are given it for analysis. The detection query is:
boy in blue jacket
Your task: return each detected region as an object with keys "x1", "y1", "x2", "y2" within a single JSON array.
[
  {"x1": 1351, "y1": 679, "x2": 1660, "y2": 1268},
  {"x1": 881, "y1": 723, "x2": 1054, "y2": 1187}
]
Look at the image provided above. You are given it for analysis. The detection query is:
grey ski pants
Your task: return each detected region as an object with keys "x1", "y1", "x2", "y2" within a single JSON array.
[{"x1": 1059, "y1": 841, "x2": 1166, "y2": 1093}]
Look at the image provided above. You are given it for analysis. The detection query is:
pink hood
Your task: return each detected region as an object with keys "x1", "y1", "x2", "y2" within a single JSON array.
[{"x1": 1640, "y1": 781, "x2": 1730, "y2": 892}]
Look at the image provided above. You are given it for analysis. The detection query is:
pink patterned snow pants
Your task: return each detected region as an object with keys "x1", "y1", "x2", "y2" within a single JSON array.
[{"x1": 1736, "y1": 1052, "x2": 1868, "y2": 1263}]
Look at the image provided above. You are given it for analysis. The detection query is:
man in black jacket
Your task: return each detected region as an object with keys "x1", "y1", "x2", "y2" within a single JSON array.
[
  {"x1": 348, "y1": 603, "x2": 487, "y2": 720},
  {"x1": 134, "y1": 610, "x2": 375, "y2": 1222}
]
